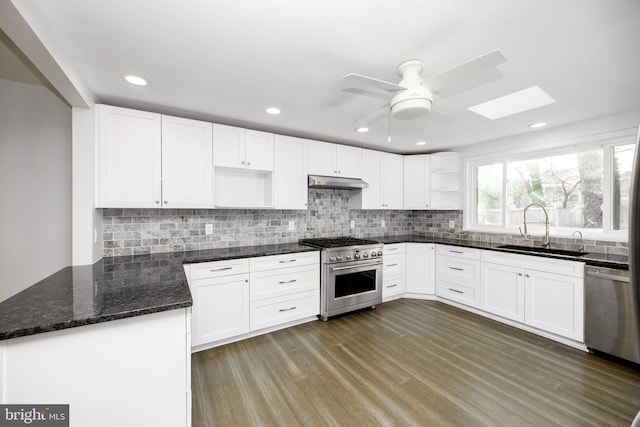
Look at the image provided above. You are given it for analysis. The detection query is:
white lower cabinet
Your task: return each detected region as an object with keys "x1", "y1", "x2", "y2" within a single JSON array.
[
  {"x1": 190, "y1": 268, "x2": 250, "y2": 347},
  {"x1": 383, "y1": 244, "x2": 406, "y2": 300},
  {"x1": 435, "y1": 245, "x2": 482, "y2": 308},
  {"x1": 187, "y1": 251, "x2": 319, "y2": 351},
  {"x1": 524, "y1": 269, "x2": 584, "y2": 341},
  {"x1": 480, "y1": 250, "x2": 584, "y2": 342},
  {"x1": 480, "y1": 262, "x2": 525, "y2": 322},
  {"x1": 405, "y1": 243, "x2": 435, "y2": 295}
]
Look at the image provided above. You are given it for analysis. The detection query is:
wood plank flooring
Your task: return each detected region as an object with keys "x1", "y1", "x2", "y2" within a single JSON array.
[{"x1": 192, "y1": 299, "x2": 640, "y2": 426}]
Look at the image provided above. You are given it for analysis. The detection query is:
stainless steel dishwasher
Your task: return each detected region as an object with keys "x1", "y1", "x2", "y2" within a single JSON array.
[{"x1": 585, "y1": 266, "x2": 640, "y2": 363}]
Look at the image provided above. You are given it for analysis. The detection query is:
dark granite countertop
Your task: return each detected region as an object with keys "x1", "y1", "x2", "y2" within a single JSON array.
[
  {"x1": 371, "y1": 234, "x2": 629, "y2": 270},
  {"x1": 0, "y1": 243, "x2": 317, "y2": 341}
]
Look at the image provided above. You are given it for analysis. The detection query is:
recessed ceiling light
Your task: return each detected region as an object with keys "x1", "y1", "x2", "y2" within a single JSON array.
[
  {"x1": 355, "y1": 127, "x2": 369, "y2": 133},
  {"x1": 416, "y1": 141, "x2": 427, "y2": 146},
  {"x1": 467, "y1": 86, "x2": 556, "y2": 120},
  {"x1": 266, "y1": 107, "x2": 281, "y2": 115},
  {"x1": 528, "y1": 122, "x2": 547, "y2": 129},
  {"x1": 122, "y1": 74, "x2": 149, "y2": 86}
]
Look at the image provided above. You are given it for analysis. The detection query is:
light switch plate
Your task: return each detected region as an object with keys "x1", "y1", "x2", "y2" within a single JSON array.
[
  {"x1": 449, "y1": 220, "x2": 455, "y2": 228},
  {"x1": 381, "y1": 220, "x2": 386, "y2": 228}
]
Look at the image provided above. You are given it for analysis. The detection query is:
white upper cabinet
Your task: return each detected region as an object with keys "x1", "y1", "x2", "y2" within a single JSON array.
[
  {"x1": 349, "y1": 149, "x2": 402, "y2": 209},
  {"x1": 161, "y1": 115, "x2": 213, "y2": 208},
  {"x1": 403, "y1": 155, "x2": 431, "y2": 210},
  {"x1": 273, "y1": 135, "x2": 308, "y2": 209},
  {"x1": 212, "y1": 124, "x2": 274, "y2": 171},
  {"x1": 382, "y1": 152, "x2": 403, "y2": 209},
  {"x1": 306, "y1": 140, "x2": 362, "y2": 178},
  {"x1": 430, "y1": 152, "x2": 461, "y2": 209},
  {"x1": 97, "y1": 105, "x2": 162, "y2": 208}
]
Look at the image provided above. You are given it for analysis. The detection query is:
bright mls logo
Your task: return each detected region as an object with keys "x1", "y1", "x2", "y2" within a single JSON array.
[{"x1": 0, "y1": 405, "x2": 68, "y2": 426}]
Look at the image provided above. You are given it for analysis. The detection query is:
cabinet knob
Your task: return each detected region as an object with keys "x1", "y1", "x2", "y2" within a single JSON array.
[
  {"x1": 155, "y1": 200, "x2": 160, "y2": 204},
  {"x1": 518, "y1": 273, "x2": 523, "y2": 276},
  {"x1": 525, "y1": 274, "x2": 530, "y2": 278},
  {"x1": 164, "y1": 201, "x2": 168, "y2": 205},
  {"x1": 241, "y1": 161, "x2": 245, "y2": 165},
  {"x1": 334, "y1": 170, "x2": 337, "y2": 173},
  {"x1": 247, "y1": 161, "x2": 251, "y2": 165},
  {"x1": 338, "y1": 170, "x2": 341, "y2": 174}
]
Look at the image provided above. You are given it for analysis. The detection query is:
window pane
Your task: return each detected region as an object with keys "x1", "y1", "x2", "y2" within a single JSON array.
[
  {"x1": 612, "y1": 144, "x2": 635, "y2": 230},
  {"x1": 506, "y1": 150, "x2": 603, "y2": 229},
  {"x1": 475, "y1": 163, "x2": 502, "y2": 225}
]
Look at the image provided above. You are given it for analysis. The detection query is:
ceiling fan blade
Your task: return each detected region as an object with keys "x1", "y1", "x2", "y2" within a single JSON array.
[
  {"x1": 354, "y1": 103, "x2": 388, "y2": 125},
  {"x1": 343, "y1": 73, "x2": 405, "y2": 93},
  {"x1": 343, "y1": 87, "x2": 390, "y2": 102},
  {"x1": 424, "y1": 49, "x2": 507, "y2": 93}
]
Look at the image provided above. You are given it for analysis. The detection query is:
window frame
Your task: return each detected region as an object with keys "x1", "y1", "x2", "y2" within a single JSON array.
[{"x1": 464, "y1": 131, "x2": 636, "y2": 242}]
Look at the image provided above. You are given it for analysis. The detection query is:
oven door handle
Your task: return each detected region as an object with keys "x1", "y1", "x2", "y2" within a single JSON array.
[{"x1": 331, "y1": 261, "x2": 382, "y2": 271}]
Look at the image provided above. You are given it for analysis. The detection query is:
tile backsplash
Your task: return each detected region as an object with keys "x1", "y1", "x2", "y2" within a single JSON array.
[{"x1": 102, "y1": 190, "x2": 628, "y2": 256}]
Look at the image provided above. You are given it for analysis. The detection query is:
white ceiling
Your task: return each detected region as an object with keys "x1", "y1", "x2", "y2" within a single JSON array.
[{"x1": 9, "y1": 0, "x2": 640, "y2": 153}]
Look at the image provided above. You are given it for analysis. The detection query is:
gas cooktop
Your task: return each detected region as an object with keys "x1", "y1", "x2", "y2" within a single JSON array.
[{"x1": 299, "y1": 237, "x2": 380, "y2": 249}]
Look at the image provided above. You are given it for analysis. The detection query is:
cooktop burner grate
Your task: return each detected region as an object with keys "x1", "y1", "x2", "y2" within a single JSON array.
[{"x1": 299, "y1": 237, "x2": 380, "y2": 248}]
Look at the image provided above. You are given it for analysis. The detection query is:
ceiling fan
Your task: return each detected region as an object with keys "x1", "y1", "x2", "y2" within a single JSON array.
[{"x1": 343, "y1": 50, "x2": 507, "y2": 124}]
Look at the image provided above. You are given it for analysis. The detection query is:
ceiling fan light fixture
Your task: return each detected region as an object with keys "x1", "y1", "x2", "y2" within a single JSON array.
[{"x1": 391, "y1": 98, "x2": 432, "y2": 120}]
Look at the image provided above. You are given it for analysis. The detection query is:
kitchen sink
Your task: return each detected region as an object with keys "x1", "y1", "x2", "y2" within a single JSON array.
[{"x1": 497, "y1": 244, "x2": 589, "y2": 257}]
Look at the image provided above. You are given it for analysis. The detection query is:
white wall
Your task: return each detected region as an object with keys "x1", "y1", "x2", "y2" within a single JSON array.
[{"x1": 0, "y1": 78, "x2": 72, "y2": 302}]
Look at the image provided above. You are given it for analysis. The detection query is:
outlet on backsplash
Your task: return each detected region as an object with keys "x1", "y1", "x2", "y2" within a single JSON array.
[
  {"x1": 381, "y1": 220, "x2": 386, "y2": 228},
  {"x1": 449, "y1": 220, "x2": 455, "y2": 229},
  {"x1": 288, "y1": 221, "x2": 295, "y2": 231},
  {"x1": 350, "y1": 220, "x2": 355, "y2": 229},
  {"x1": 205, "y1": 224, "x2": 213, "y2": 235}
]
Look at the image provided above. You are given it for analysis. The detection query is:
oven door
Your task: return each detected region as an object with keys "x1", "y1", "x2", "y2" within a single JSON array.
[{"x1": 325, "y1": 259, "x2": 383, "y2": 312}]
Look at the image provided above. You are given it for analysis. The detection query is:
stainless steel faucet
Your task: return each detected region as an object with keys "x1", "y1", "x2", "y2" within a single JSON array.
[
  {"x1": 572, "y1": 230, "x2": 584, "y2": 251},
  {"x1": 519, "y1": 203, "x2": 551, "y2": 248}
]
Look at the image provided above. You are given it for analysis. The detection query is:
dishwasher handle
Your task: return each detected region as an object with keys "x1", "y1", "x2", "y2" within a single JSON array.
[{"x1": 586, "y1": 269, "x2": 630, "y2": 283}]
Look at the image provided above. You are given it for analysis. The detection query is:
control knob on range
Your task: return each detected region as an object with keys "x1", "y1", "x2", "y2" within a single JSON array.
[
  {"x1": 336, "y1": 256, "x2": 342, "y2": 261},
  {"x1": 363, "y1": 252, "x2": 369, "y2": 258},
  {"x1": 354, "y1": 253, "x2": 361, "y2": 259},
  {"x1": 377, "y1": 250, "x2": 382, "y2": 256},
  {"x1": 329, "y1": 256, "x2": 336, "y2": 262},
  {"x1": 346, "y1": 255, "x2": 352, "y2": 260}
]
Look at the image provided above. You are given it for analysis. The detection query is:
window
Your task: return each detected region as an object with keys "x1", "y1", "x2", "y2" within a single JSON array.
[{"x1": 467, "y1": 141, "x2": 636, "y2": 239}]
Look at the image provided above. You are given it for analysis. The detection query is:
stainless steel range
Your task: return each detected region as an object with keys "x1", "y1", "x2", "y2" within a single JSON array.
[{"x1": 299, "y1": 237, "x2": 383, "y2": 321}]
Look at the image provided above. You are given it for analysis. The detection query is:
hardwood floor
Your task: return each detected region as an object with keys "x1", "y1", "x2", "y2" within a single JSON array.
[{"x1": 192, "y1": 299, "x2": 640, "y2": 426}]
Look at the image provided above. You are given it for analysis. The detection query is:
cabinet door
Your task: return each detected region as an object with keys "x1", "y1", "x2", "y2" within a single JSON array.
[
  {"x1": 360, "y1": 149, "x2": 383, "y2": 208},
  {"x1": 406, "y1": 243, "x2": 435, "y2": 294},
  {"x1": 403, "y1": 155, "x2": 430, "y2": 210},
  {"x1": 382, "y1": 152, "x2": 403, "y2": 209},
  {"x1": 212, "y1": 124, "x2": 245, "y2": 168},
  {"x1": 480, "y1": 262, "x2": 525, "y2": 322},
  {"x1": 525, "y1": 270, "x2": 584, "y2": 341},
  {"x1": 336, "y1": 145, "x2": 362, "y2": 178},
  {"x1": 245, "y1": 130, "x2": 274, "y2": 171},
  {"x1": 273, "y1": 135, "x2": 308, "y2": 209},
  {"x1": 97, "y1": 105, "x2": 161, "y2": 208},
  {"x1": 306, "y1": 140, "x2": 336, "y2": 176},
  {"x1": 161, "y1": 115, "x2": 213, "y2": 208},
  {"x1": 191, "y1": 274, "x2": 250, "y2": 347}
]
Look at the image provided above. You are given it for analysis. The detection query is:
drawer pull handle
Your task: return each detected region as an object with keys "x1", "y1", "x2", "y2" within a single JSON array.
[
  {"x1": 448, "y1": 267, "x2": 464, "y2": 271},
  {"x1": 279, "y1": 306, "x2": 297, "y2": 312},
  {"x1": 387, "y1": 263, "x2": 398, "y2": 267},
  {"x1": 449, "y1": 288, "x2": 464, "y2": 294},
  {"x1": 387, "y1": 284, "x2": 398, "y2": 288},
  {"x1": 279, "y1": 259, "x2": 297, "y2": 264},
  {"x1": 278, "y1": 279, "x2": 297, "y2": 284},
  {"x1": 449, "y1": 250, "x2": 464, "y2": 254},
  {"x1": 386, "y1": 248, "x2": 398, "y2": 251},
  {"x1": 210, "y1": 267, "x2": 233, "y2": 272}
]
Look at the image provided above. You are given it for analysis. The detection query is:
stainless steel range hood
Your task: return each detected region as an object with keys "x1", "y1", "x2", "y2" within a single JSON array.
[{"x1": 308, "y1": 175, "x2": 369, "y2": 190}]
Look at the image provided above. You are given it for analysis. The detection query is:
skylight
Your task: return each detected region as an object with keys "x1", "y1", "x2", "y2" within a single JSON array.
[{"x1": 467, "y1": 86, "x2": 556, "y2": 120}]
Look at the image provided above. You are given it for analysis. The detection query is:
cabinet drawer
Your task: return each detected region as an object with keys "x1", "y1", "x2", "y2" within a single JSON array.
[
  {"x1": 250, "y1": 265, "x2": 319, "y2": 301},
  {"x1": 437, "y1": 256, "x2": 481, "y2": 283},
  {"x1": 250, "y1": 290, "x2": 319, "y2": 331},
  {"x1": 438, "y1": 279, "x2": 479, "y2": 307},
  {"x1": 383, "y1": 272, "x2": 406, "y2": 299},
  {"x1": 481, "y1": 250, "x2": 584, "y2": 278},
  {"x1": 189, "y1": 258, "x2": 249, "y2": 280},
  {"x1": 383, "y1": 243, "x2": 405, "y2": 255},
  {"x1": 436, "y1": 244, "x2": 481, "y2": 260},
  {"x1": 249, "y1": 251, "x2": 319, "y2": 272},
  {"x1": 383, "y1": 253, "x2": 406, "y2": 274}
]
